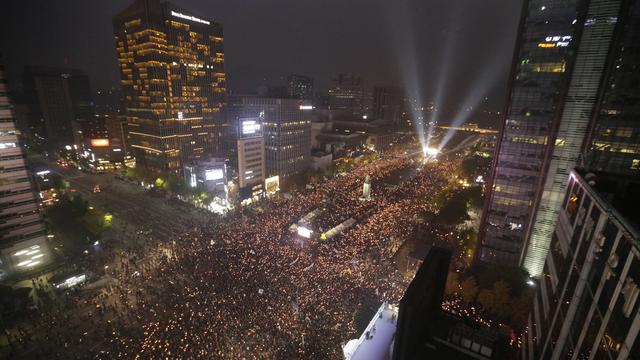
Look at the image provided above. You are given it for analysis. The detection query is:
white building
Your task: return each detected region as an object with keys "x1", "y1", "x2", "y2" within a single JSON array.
[{"x1": 0, "y1": 63, "x2": 51, "y2": 280}]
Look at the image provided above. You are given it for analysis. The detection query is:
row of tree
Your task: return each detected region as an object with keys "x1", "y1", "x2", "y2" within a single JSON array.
[
  {"x1": 445, "y1": 265, "x2": 534, "y2": 330},
  {"x1": 45, "y1": 193, "x2": 112, "y2": 259}
]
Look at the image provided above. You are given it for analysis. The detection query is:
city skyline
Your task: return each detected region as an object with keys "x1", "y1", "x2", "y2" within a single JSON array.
[
  {"x1": 0, "y1": 0, "x2": 522, "y2": 114},
  {"x1": 2, "y1": 0, "x2": 639, "y2": 358}
]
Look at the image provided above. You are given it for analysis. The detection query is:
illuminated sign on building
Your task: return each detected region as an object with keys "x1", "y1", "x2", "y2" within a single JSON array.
[
  {"x1": 299, "y1": 105, "x2": 314, "y2": 110},
  {"x1": 545, "y1": 35, "x2": 572, "y2": 42},
  {"x1": 205, "y1": 168, "x2": 224, "y2": 181},
  {"x1": 90, "y1": 139, "x2": 110, "y2": 147},
  {"x1": 265, "y1": 175, "x2": 280, "y2": 195},
  {"x1": 170, "y1": 10, "x2": 210, "y2": 25},
  {"x1": 539, "y1": 35, "x2": 572, "y2": 48},
  {"x1": 242, "y1": 119, "x2": 261, "y2": 135}
]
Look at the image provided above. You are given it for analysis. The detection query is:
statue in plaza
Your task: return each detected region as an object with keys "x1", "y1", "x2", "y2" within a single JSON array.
[{"x1": 360, "y1": 175, "x2": 371, "y2": 201}]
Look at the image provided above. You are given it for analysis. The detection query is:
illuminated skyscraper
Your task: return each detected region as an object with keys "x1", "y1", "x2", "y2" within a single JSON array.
[
  {"x1": 0, "y1": 62, "x2": 50, "y2": 279},
  {"x1": 521, "y1": 5, "x2": 640, "y2": 356},
  {"x1": 478, "y1": 0, "x2": 632, "y2": 276},
  {"x1": 113, "y1": 0, "x2": 226, "y2": 171}
]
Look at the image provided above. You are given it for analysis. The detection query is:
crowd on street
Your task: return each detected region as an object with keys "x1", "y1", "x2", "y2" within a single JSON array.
[{"x1": 4, "y1": 153, "x2": 459, "y2": 359}]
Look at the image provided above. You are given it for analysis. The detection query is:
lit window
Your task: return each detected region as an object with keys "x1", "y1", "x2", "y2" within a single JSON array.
[{"x1": 0, "y1": 142, "x2": 17, "y2": 149}]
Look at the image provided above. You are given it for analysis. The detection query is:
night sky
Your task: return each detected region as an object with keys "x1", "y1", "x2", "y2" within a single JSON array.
[{"x1": 1, "y1": 0, "x2": 523, "y2": 115}]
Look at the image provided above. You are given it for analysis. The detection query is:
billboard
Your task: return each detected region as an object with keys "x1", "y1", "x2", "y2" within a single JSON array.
[
  {"x1": 265, "y1": 175, "x2": 279, "y2": 194},
  {"x1": 205, "y1": 168, "x2": 224, "y2": 181},
  {"x1": 241, "y1": 118, "x2": 261, "y2": 136}
]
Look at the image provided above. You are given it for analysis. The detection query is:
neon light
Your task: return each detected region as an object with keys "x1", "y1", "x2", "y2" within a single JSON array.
[
  {"x1": 171, "y1": 10, "x2": 210, "y2": 25},
  {"x1": 538, "y1": 43, "x2": 556, "y2": 48},
  {"x1": 91, "y1": 139, "x2": 110, "y2": 147}
]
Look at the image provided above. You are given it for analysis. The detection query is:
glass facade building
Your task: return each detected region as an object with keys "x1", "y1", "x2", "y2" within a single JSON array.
[
  {"x1": 113, "y1": 0, "x2": 226, "y2": 171},
  {"x1": 479, "y1": 0, "x2": 581, "y2": 270},
  {"x1": 226, "y1": 96, "x2": 311, "y2": 180},
  {"x1": 584, "y1": 1, "x2": 640, "y2": 176},
  {"x1": 521, "y1": 170, "x2": 640, "y2": 359},
  {"x1": 479, "y1": 0, "x2": 632, "y2": 276}
]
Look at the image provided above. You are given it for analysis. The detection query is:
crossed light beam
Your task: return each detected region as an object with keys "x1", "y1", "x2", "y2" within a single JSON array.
[{"x1": 387, "y1": 0, "x2": 513, "y2": 156}]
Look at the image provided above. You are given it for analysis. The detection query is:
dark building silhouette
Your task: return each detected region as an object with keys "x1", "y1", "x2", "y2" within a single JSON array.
[
  {"x1": 392, "y1": 247, "x2": 512, "y2": 360},
  {"x1": 328, "y1": 74, "x2": 368, "y2": 118},
  {"x1": 372, "y1": 85, "x2": 409, "y2": 126},
  {"x1": 287, "y1": 74, "x2": 314, "y2": 100},
  {"x1": 22, "y1": 66, "x2": 94, "y2": 147},
  {"x1": 393, "y1": 247, "x2": 451, "y2": 360}
]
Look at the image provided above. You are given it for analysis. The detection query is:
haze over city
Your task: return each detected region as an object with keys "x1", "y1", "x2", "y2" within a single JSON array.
[{"x1": 1, "y1": 0, "x2": 639, "y2": 359}]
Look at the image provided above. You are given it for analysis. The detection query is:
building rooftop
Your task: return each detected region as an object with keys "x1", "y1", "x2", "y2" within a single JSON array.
[
  {"x1": 343, "y1": 303, "x2": 398, "y2": 360},
  {"x1": 574, "y1": 168, "x2": 640, "y2": 238}
]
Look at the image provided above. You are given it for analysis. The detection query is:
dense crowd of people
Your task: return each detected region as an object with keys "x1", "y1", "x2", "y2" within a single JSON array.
[{"x1": 6, "y1": 153, "x2": 458, "y2": 359}]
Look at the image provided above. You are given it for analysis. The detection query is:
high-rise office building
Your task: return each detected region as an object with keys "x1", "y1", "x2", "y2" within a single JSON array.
[
  {"x1": 229, "y1": 97, "x2": 311, "y2": 179},
  {"x1": 226, "y1": 95, "x2": 267, "y2": 194},
  {"x1": 372, "y1": 85, "x2": 409, "y2": 126},
  {"x1": 582, "y1": 1, "x2": 640, "y2": 177},
  {"x1": 263, "y1": 98, "x2": 312, "y2": 178},
  {"x1": 103, "y1": 113, "x2": 128, "y2": 154},
  {"x1": 520, "y1": 2, "x2": 640, "y2": 357},
  {"x1": 22, "y1": 67, "x2": 94, "y2": 147},
  {"x1": 228, "y1": 96, "x2": 312, "y2": 179},
  {"x1": 478, "y1": 0, "x2": 630, "y2": 276},
  {"x1": 72, "y1": 115, "x2": 109, "y2": 149},
  {"x1": 287, "y1": 74, "x2": 314, "y2": 100},
  {"x1": 328, "y1": 74, "x2": 368, "y2": 118},
  {"x1": 520, "y1": 169, "x2": 640, "y2": 359},
  {"x1": 238, "y1": 97, "x2": 311, "y2": 179},
  {"x1": 113, "y1": 0, "x2": 226, "y2": 171},
  {"x1": 0, "y1": 63, "x2": 50, "y2": 280}
]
